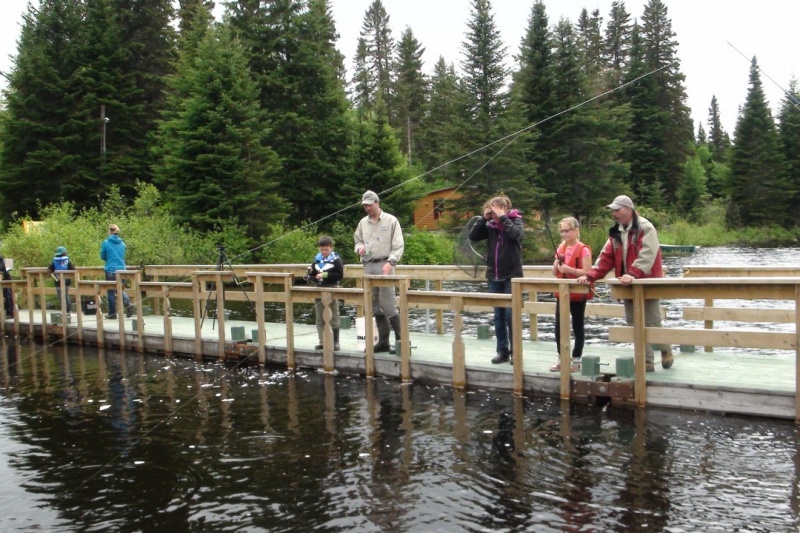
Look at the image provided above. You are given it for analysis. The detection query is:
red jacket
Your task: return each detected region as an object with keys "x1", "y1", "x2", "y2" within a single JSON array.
[{"x1": 586, "y1": 213, "x2": 663, "y2": 282}]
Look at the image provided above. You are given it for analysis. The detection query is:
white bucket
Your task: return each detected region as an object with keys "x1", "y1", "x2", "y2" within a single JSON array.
[{"x1": 355, "y1": 316, "x2": 378, "y2": 351}]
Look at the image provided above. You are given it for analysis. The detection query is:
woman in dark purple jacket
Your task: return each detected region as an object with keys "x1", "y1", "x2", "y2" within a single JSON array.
[{"x1": 468, "y1": 195, "x2": 524, "y2": 364}]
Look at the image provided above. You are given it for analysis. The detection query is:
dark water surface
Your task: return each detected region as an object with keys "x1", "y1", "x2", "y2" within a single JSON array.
[
  {"x1": 1, "y1": 246, "x2": 800, "y2": 531},
  {"x1": 0, "y1": 341, "x2": 798, "y2": 532}
]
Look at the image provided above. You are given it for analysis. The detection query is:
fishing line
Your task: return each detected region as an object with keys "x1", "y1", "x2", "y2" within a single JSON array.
[
  {"x1": 726, "y1": 41, "x2": 800, "y2": 109},
  {"x1": 5, "y1": 60, "x2": 674, "y2": 500}
]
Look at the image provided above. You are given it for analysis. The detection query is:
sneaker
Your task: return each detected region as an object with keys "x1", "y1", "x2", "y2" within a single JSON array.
[
  {"x1": 661, "y1": 349, "x2": 674, "y2": 369},
  {"x1": 125, "y1": 305, "x2": 134, "y2": 318},
  {"x1": 105, "y1": 314, "x2": 117, "y2": 319},
  {"x1": 314, "y1": 343, "x2": 323, "y2": 350},
  {"x1": 646, "y1": 362, "x2": 655, "y2": 372},
  {"x1": 491, "y1": 352, "x2": 510, "y2": 364},
  {"x1": 550, "y1": 360, "x2": 581, "y2": 372}
]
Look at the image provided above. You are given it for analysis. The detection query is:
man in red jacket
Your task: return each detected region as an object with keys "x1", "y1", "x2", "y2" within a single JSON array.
[{"x1": 576, "y1": 195, "x2": 674, "y2": 372}]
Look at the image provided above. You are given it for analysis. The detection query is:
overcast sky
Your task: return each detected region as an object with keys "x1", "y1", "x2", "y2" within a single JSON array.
[{"x1": 1, "y1": 0, "x2": 798, "y2": 136}]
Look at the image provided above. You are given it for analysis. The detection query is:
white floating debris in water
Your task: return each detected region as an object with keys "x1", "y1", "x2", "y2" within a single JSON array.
[
  {"x1": 483, "y1": 430, "x2": 493, "y2": 434},
  {"x1": 176, "y1": 399, "x2": 181, "y2": 403},
  {"x1": 201, "y1": 384, "x2": 214, "y2": 388},
  {"x1": 134, "y1": 461, "x2": 144, "y2": 465},
  {"x1": 216, "y1": 393, "x2": 221, "y2": 397},
  {"x1": 222, "y1": 398, "x2": 234, "y2": 402},
  {"x1": 99, "y1": 399, "x2": 107, "y2": 403},
  {"x1": 359, "y1": 453, "x2": 370, "y2": 458},
  {"x1": 99, "y1": 405, "x2": 111, "y2": 411}
]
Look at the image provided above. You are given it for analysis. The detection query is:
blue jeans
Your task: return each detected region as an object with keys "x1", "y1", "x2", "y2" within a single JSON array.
[
  {"x1": 488, "y1": 278, "x2": 513, "y2": 355},
  {"x1": 106, "y1": 271, "x2": 131, "y2": 316}
]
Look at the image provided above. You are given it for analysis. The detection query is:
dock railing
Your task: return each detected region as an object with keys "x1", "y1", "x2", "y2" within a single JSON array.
[{"x1": 6, "y1": 264, "x2": 798, "y2": 419}]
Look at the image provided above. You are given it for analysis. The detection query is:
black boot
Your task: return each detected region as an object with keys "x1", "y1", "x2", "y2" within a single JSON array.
[
  {"x1": 333, "y1": 328, "x2": 340, "y2": 351},
  {"x1": 388, "y1": 315, "x2": 401, "y2": 354},
  {"x1": 373, "y1": 315, "x2": 391, "y2": 353}
]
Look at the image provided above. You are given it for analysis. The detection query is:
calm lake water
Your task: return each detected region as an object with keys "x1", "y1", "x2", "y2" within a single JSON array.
[{"x1": 1, "y1": 246, "x2": 799, "y2": 531}]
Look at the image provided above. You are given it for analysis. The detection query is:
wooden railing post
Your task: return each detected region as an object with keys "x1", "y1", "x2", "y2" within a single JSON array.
[
  {"x1": 704, "y1": 298, "x2": 714, "y2": 352},
  {"x1": 321, "y1": 290, "x2": 334, "y2": 372},
  {"x1": 511, "y1": 279, "x2": 524, "y2": 395},
  {"x1": 633, "y1": 284, "x2": 647, "y2": 408},
  {"x1": 363, "y1": 276, "x2": 375, "y2": 378},
  {"x1": 558, "y1": 281, "x2": 572, "y2": 399}
]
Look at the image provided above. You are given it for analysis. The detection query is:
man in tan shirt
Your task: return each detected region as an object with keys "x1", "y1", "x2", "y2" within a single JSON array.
[{"x1": 354, "y1": 190, "x2": 404, "y2": 353}]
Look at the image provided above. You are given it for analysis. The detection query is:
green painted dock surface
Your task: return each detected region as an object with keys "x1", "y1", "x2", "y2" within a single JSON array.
[{"x1": 25, "y1": 312, "x2": 795, "y2": 396}]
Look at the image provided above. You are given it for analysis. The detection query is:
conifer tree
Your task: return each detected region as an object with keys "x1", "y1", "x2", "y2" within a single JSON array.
[
  {"x1": 534, "y1": 18, "x2": 629, "y2": 219},
  {"x1": 624, "y1": 0, "x2": 693, "y2": 207},
  {"x1": 677, "y1": 150, "x2": 707, "y2": 219},
  {"x1": 707, "y1": 95, "x2": 730, "y2": 162},
  {"x1": 0, "y1": 0, "x2": 92, "y2": 221},
  {"x1": 393, "y1": 27, "x2": 428, "y2": 163},
  {"x1": 417, "y1": 57, "x2": 470, "y2": 184},
  {"x1": 726, "y1": 58, "x2": 790, "y2": 227},
  {"x1": 457, "y1": 0, "x2": 531, "y2": 212},
  {"x1": 227, "y1": 0, "x2": 352, "y2": 224},
  {"x1": 778, "y1": 80, "x2": 800, "y2": 224},
  {"x1": 576, "y1": 8, "x2": 604, "y2": 83},
  {"x1": 152, "y1": 23, "x2": 285, "y2": 238},
  {"x1": 354, "y1": 0, "x2": 395, "y2": 117},
  {"x1": 603, "y1": 0, "x2": 632, "y2": 83}
]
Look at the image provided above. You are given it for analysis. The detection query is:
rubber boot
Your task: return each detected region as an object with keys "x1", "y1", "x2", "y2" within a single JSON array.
[
  {"x1": 315, "y1": 327, "x2": 324, "y2": 350},
  {"x1": 333, "y1": 328, "x2": 340, "y2": 351},
  {"x1": 388, "y1": 315, "x2": 401, "y2": 355},
  {"x1": 373, "y1": 315, "x2": 391, "y2": 353}
]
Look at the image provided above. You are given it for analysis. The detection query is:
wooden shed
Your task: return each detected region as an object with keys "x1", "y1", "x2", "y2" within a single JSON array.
[{"x1": 413, "y1": 187, "x2": 466, "y2": 230}]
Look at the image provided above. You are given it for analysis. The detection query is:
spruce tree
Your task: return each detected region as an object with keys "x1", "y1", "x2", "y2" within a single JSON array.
[
  {"x1": 624, "y1": 0, "x2": 693, "y2": 207},
  {"x1": 603, "y1": 0, "x2": 632, "y2": 82},
  {"x1": 727, "y1": 58, "x2": 790, "y2": 227},
  {"x1": 152, "y1": 23, "x2": 285, "y2": 238},
  {"x1": 0, "y1": 0, "x2": 87, "y2": 222},
  {"x1": 778, "y1": 80, "x2": 800, "y2": 225},
  {"x1": 458, "y1": 0, "x2": 530, "y2": 211},
  {"x1": 417, "y1": 57, "x2": 471, "y2": 185},
  {"x1": 535, "y1": 18, "x2": 629, "y2": 220},
  {"x1": 707, "y1": 95, "x2": 730, "y2": 162},
  {"x1": 355, "y1": 0, "x2": 395, "y2": 118},
  {"x1": 393, "y1": 27, "x2": 428, "y2": 163},
  {"x1": 227, "y1": 0, "x2": 352, "y2": 224},
  {"x1": 576, "y1": 8, "x2": 604, "y2": 83}
]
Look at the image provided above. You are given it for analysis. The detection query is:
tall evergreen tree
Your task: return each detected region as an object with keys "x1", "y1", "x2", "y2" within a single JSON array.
[
  {"x1": 576, "y1": 8, "x2": 604, "y2": 83},
  {"x1": 726, "y1": 57, "x2": 790, "y2": 227},
  {"x1": 457, "y1": 0, "x2": 531, "y2": 212},
  {"x1": 152, "y1": 23, "x2": 285, "y2": 238},
  {"x1": 624, "y1": 0, "x2": 693, "y2": 207},
  {"x1": 603, "y1": 0, "x2": 632, "y2": 80},
  {"x1": 417, "y1": 57, "x2": 470, "y2": 184},
  {"x1": 534, "y1": 18, "x2": 629, "y2": 219},
  {"x1": 778, "y1": 80, "x2": 800, "y2": 224},
  {"x1": 392, "y1": 27, "x2": 428, "y2": 163},
  {"x1": 707, "y1": 95, "x2": 730, "y2": 161},
  {"x1": 227, "y1": 0, "x2": 352, "y2": 224},
  {"x1": 0, "y1": 0, "x2": 94, "y2": 221},
  {"x1": 354, "y1": 0, "x2": 395, "y2": 117}
]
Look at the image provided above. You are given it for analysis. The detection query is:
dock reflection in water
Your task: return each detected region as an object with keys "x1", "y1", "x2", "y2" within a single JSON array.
[{"x1": 0, "y1": 340, "x2": 797, "y2": 531}]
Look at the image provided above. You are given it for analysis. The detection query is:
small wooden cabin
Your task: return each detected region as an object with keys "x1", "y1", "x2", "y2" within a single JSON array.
[{"x1": 413, "y1": 187, "x2": 465, "y2": 230}]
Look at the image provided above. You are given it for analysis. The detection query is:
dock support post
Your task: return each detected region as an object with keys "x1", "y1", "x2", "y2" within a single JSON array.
[{"x1": 451, "y1": 297, "x2": 466, "y2": 389}]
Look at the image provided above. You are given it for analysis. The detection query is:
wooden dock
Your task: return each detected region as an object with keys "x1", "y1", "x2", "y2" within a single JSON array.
[
  {"x1": 2, "y1": 263, "x2": 798, "y2": 421},
  {"x1": 17, "y1": 310, "x2": 796, "y2": 421}
]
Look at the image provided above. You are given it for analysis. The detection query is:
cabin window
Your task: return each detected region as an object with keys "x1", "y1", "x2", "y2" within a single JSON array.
[{"x1": 433, "y1": 199, "x2": 445, "y2": 220}]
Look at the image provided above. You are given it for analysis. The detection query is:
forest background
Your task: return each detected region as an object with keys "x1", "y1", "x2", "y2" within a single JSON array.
[{"x1": 1, "y1": 0, "x2": 799, "y2": 273}]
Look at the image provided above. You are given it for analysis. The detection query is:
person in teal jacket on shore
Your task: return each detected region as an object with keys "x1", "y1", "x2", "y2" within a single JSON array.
[{"x1": 100, "y1": 224, "x2": 132, "y2": 319}]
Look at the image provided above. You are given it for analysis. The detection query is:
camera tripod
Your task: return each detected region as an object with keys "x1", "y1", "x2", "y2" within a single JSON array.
[{"x1": 201, "y1": 245, "x2": 252, "y2": 329}]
